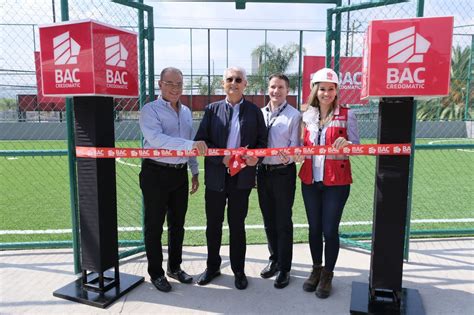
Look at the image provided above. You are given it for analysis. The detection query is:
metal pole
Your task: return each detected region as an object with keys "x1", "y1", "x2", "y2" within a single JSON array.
[
  {"x1": 416, "y1": 0, "x2": 425, "y2": 17},
  {"x1": 297, "y1": 30, "x2": 303, "y2": 109},
  {"x1": 326, "y1": 9, "x2": 333, "y2": 68},
  {"x1": 208, "y1": 28, "x2": 211, "y2": 104},
  {"x1": 465, "y1": 35, "x2": 473, "y2": 121},
  {"x1": 138, "y1": 0, "x2": 146, "y2": 248},
  {"x1": 345, "y1": 0, "x2": 350, "y2": 56},
  {"x1": 404, "y1": 0, "x2": 425, "y2": 261},
  {"x1": 190, "y1": 28, "x2": 193, "y2": 110},
  {"x1": 32, "y1": 25, "x2": 36, "y2": 53},
  {"x1": 226, "y1": 29, "x2": 229, "y2": 68},
  {"x1": 61, "y1": 0, "x2": 81, "y2": 274},
  {"x1": 334, "y1": 0, "x2": 342, "y2": 73},
  {"x1": 147, "y1": 10, "x2": 155, "y2": 99},
  {"x1": 52, "y1": 0, "x2": 56, "y2": 22},
  {"x1": 138, "y1": 0, "x2": 146, "y2": 107},
  {"x1": 264, "y1": 29, "x2": 268, "y2": 106}
]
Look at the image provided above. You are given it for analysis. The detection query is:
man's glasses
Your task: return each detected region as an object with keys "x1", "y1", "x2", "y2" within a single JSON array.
[
  {"x1": 161, "y1": 81, "x2": 183, "y2": 89},
  {"x1": 225, "y1": 77, "x2": 243, "y2": 83}
]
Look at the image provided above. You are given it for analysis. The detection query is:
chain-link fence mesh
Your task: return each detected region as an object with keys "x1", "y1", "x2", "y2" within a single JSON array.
[
  {"x1": 336, "y1": 0, "x2": 473, "y2": 236},
  {"x1": 1, "y1": 0, "x2": 473, "y2": 253},
  {"x1": 0, "y1": 0, "x2": 145, "y2": 252}
]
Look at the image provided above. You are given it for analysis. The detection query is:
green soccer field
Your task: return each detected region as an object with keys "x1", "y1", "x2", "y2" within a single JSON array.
[{"x1": 1, "y1": 139, "x2": 473, "y2": 245}]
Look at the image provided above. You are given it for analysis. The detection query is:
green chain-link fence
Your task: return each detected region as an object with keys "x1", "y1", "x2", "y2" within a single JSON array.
[
  {"x1": 0, "y1": 0, "x2": 147, "y2": 261},
  {"x1": 1, "y1": 0, "x2": 473, "y2": 260},
  {"x1": 331, "y1": 0, "x2": 473, "y2": 241}
]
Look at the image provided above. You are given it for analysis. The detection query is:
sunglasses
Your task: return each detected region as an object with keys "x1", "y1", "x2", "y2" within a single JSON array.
[
  {"x1": 161, "y1": 81, "x2": 183, "y2": 89},
  {"x1": 225, "y1": 77, "x2": 243, "y2": 83}
]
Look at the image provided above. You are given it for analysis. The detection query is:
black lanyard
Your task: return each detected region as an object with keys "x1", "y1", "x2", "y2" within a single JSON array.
[
  {"x1": 266, "y1": 103, "x2": 288, "y2": 132},
  {"x1": 317, "y1": 128, "x2": 323, "y2": 145},
  {"x1": 317, "y1": 112, "x2": 324, "y2": 145}
]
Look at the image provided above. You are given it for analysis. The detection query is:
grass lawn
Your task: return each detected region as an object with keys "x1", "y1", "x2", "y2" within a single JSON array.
[{"x1": 1, "y1": 139, "x2": 473, "y2": 246}]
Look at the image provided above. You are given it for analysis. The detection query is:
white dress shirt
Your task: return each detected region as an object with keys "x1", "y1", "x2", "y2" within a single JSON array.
[
  {"x1": 225, "y1": 98, "x2": 244, "y2": 149},
  {"x1": 139, "y1": 97, "x2": 199, "y2": 175},
  {"x1": 261, "y1": 101, "x2": 301, "y2": 165}
]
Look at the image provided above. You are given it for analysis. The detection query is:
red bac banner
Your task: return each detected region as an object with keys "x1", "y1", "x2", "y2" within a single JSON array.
[
  {"x1": 302, "y1": 56, "x2": 368, "y2": 106},
  {"x1": 361, "y1": 16, "x2": 454, "y2": 99},
  {"x1": 39, "y1": 19, "x2": 138, "y2": 97}
]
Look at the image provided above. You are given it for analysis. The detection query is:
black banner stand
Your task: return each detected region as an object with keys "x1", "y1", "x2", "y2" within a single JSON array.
[
  {"x1": 53, "y1": 96, "x2": 143, "y2": 308},
  {"x1": 350, "y1": 98, "x2": 425, "y2": 314}
]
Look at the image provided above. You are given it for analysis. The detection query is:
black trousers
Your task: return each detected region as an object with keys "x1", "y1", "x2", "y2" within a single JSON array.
[
  {"x1": 257, "y1": 163, "x2": 296, "y2": 272},
  {"x1": 139, "y1": 159, "x2": 189, "y2": 279},
  {"x1": 205, "y1": 174, "x2": 251, "y2": 274}
]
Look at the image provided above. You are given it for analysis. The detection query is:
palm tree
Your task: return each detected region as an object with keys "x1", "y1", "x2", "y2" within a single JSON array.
[
  {"x1": 417, "y1": 46, "x2": 472, "y2": 121},
  {"x1": 247, "y1": 42, "x2": 304, "y2": 94},
  {"x1": 187, "y1": 75, "x2": 223, "y2": 95}
]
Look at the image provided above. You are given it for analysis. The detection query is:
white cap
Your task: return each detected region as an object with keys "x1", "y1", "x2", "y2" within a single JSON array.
[{"x1": 310, "y1": 68, "x2": 339, "y2": 87}]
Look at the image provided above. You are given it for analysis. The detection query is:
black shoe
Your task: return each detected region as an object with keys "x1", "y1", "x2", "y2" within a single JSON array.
[
  {"x1": 151, "y1": 276, "x2": 171, "y2": 292},
  {"x1": 234, "y1": 271, "x2": 248, "y2": 290},
  {"x1": 260, "y1": 261, "x2": 278, "y2": 279},
  {"x1": 167, "y1": 268, "x2": 193, "y2": 284},
  {"x1": 274, "y1": 271, "x2": 290, "y2": 289},
  {"x1": 196, "y1": 269, "x2": 221, "y2": 286}
]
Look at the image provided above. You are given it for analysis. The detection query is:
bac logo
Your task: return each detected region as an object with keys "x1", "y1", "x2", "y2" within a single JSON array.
[
  {"x1": 53, "y1": 31, "x2": 81, "y2": 65},
  {"x1": 53, "y1": 31, "x2": 81, "y2": 87},
  {"x1": 105, "y1": 35, "x2": 129, "y2": 88},
  {"x1": 105, "y1": 36, "x2": 128, "y2": 67},
  {"x1": 388, "y1": 26, "x2": 430, "y2": 63},
  {"x1": 386, "y1": 26, "x2": 431, "y2": 88}
]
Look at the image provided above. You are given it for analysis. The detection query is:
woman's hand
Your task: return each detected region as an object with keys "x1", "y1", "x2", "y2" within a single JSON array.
[{"x1": 332, "y1": 137, "x2": 351, "y2": 150}]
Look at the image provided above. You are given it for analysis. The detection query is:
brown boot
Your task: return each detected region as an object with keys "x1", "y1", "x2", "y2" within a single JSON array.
[
  {"x1": 302, "y1": 265, "x2": 323, "y2": 292},
  {"x1": 315, "y1": 268, "x2": 333, "y2": 298}
]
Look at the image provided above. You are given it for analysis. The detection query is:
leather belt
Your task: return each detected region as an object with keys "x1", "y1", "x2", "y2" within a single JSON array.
[
  {"x1": 260, "y1": 163, "x2": 294, "y2": 172},
  {"x1": 146, "y1": 159, "x2": 187, "y2": 169}
]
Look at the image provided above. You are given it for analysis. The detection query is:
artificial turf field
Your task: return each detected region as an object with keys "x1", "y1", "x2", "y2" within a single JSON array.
[{"x1": 1, "y1": 139, "x2": 473, "y2": 245}]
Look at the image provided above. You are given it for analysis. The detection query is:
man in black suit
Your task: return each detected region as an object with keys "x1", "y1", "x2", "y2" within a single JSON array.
[{"x1": 194, "y1": 66, "x2": 267, "y2": 290}]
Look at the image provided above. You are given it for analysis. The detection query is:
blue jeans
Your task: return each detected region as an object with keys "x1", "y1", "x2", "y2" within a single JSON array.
[{"x1": 301, "y1": 182, "x2": 350, "y2": 272}]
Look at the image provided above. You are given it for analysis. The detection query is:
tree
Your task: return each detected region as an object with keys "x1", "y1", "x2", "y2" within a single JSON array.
[
  {"x1": 247, "y1": 43, "x2": 304, "y2": 93},
  {"x1": 0, "y1": 98, "x2": 16, "y2": 111},
  {"x1": 417, "y1": 46, "x2": 472, "y2": 121},
  {"x1": 188, "y1": 75, "x2": 222, "y2": 95}
]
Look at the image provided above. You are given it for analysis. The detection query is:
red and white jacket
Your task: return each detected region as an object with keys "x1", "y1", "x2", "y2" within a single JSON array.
[{"x1": 298, "y1": 105, "x2": 354, "y2": 186}]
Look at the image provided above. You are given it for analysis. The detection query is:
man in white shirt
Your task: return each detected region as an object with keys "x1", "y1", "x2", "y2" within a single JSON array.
[
  {"x1": 257, "y1": 74, "x2": 301, "y2": 289},
  {"x1": 139, "y1": 67, "x2": 207, "y2": 292}
]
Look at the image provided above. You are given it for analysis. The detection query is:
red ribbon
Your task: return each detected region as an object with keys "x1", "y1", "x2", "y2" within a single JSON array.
[
  {"x1": 75, "y1": 143, "x2": 412, "y2": 159},
  {"x1": 228, "y1": 154, "x2": 247, "y2": 176}
]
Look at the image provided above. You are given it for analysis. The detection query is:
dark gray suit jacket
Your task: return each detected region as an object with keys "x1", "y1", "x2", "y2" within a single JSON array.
[{"x1": 194, "y1": 99, "x2": 267, "y2": 192}]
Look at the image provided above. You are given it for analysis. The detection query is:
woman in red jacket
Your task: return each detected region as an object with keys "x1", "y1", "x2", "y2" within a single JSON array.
[{"x1": 298, "y1": 68, "x2": 360, "y2": 299}]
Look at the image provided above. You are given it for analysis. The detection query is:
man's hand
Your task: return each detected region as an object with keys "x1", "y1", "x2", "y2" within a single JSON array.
[
  {"x1": 193, "y1": 141, "x2": 208, "y2": 155},
  {"x1": 190, "y1": 174, "x2": 199, "y2": 194},
  {"x1": 277, "y1": 150, "x2": 291, "y2": 165},
  {"x1": 332, "y1": 137, "x2": 350, "y2": 150},
  {"x1": 244, "y1": 155, "x2": 258, "y2": 166},
  {"x1": 223, "y1": 155, "x2": 231, "y2": 167}
]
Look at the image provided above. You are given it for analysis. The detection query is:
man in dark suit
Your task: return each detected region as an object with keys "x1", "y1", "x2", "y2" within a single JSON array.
[{"x1": 194, "y1": 66, "x2": 267, "y2": 290}]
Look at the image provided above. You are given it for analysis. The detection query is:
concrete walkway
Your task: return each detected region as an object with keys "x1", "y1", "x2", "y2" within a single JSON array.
[{"x1": 1, "y1": 238, "x2": 473, "y2": 314}]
